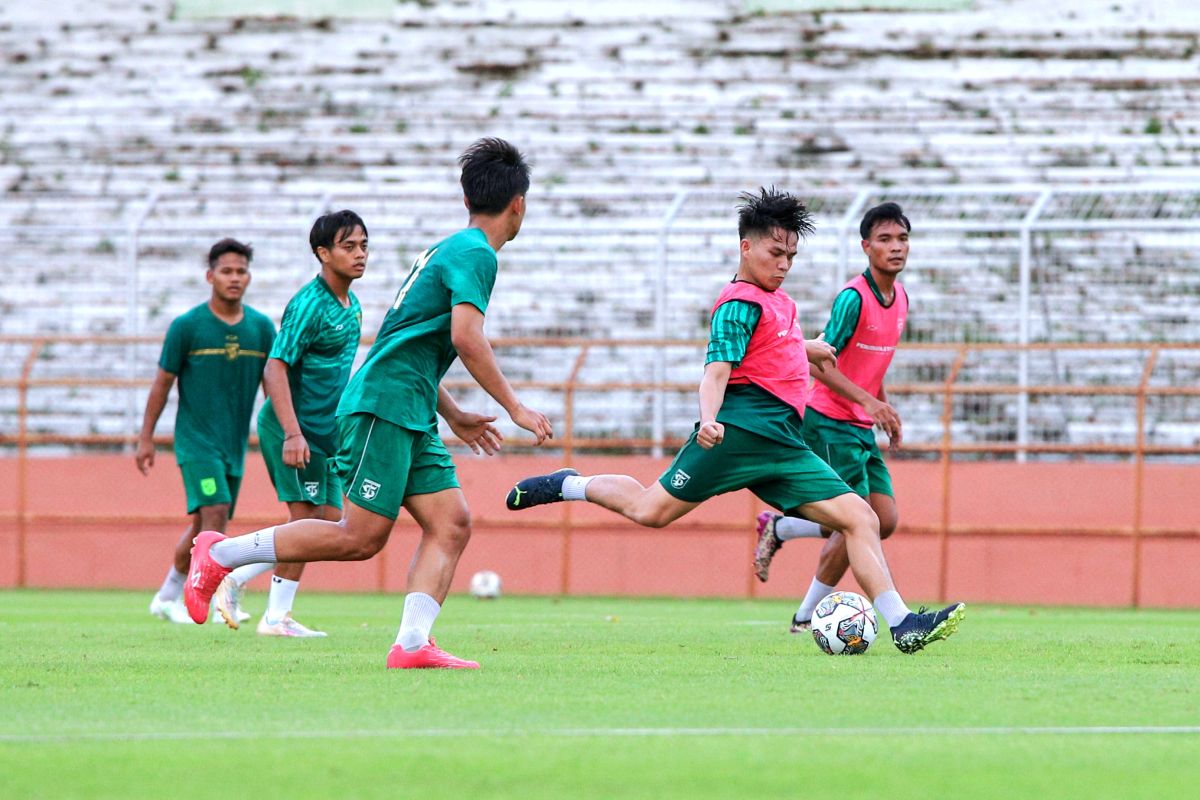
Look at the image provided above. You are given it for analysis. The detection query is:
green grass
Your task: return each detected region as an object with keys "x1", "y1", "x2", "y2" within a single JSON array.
[{"x1": 2, "y1": 591, "x2": 1199, "y2": 799}]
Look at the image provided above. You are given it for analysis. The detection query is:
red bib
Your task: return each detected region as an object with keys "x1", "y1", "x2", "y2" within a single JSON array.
[{"x1": 712, "y1": 280, "x2": 811, "y2": 417}]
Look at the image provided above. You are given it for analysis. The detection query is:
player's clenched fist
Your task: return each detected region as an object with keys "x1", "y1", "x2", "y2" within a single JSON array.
[{"x1": 697, "y1": 420, "x2": 725, "y2": 449}]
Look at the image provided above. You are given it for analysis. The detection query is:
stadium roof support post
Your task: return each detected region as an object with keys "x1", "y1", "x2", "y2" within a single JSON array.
[
  {"x1": 1017, "y1": 189, "x2": 1053, "y2": 463},
  {"x1": 654, "y1": 190, "x2": 690, "y2": 458},
  {"x1": 836, "y1": 190, "x2": 871, "y2": 294},
  {"x1": 125, "y1": 190, "x2": 160, "y2": 452}
]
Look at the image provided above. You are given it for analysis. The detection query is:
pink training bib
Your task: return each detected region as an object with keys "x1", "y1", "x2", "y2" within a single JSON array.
[
  {"x1": 808, "y1": 273, "x2": 908, "y2": 427},
  {"x1": 712, "y1": 280, "x2": 811, "y2": 417}
]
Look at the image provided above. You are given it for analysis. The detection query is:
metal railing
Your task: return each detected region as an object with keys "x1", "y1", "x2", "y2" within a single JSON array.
[{"x1": 3, "y1": 336, "x2": 1199, "y2": 603}]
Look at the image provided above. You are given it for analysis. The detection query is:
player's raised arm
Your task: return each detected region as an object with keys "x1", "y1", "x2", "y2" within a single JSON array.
[
  {"x1": 696, "y1": 361, "x2": 731, "y2": 449},
  {"x1": 450, "y1": 302, "x2": 552, "y2": 444},
  {"x1": 135, "y1": 367, "x2": 176, "y2": 475}
]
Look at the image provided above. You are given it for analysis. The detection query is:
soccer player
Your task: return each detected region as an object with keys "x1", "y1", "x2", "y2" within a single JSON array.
[
  {"x1": 752, "y1": 202, "x2": 912, "y2": 634},
  {"x1": 212, "y1": 210, "x2": 367, "y2": 637},
  {"x1": 136, "y1": 239, "x2": 276, "y2": 625},
  {"x1": 506, "y1": 189, "x2": 964, "y2": 654},
  {"x1": 181, "y1": 138, "x2": 553, "y2": 669}
]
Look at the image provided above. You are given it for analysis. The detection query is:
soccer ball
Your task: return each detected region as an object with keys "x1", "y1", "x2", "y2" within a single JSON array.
[
  {"x1": 469, "y1": 570, "x2": 502, "y2": 599},
  {"x1": 811, "y1": 591, "x2": 878, "y2": 655}
]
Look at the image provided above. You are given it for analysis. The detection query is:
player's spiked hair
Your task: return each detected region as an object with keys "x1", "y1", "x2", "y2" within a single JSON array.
[
  {"x1": 859, "y1": 202, "x2": 911, "y2": 240},
  {"x1": 207, "y1": 238, "x2": 253, "y2": 268},
  {"x1": 459, "y1": 137, "x2": 531, "y2": 215},
  {"x1": 309, "y1": 209, "x2": 368, "y2": 259},
  {"x1": 736, "y1": 187, "x2": 815, "y2": 241}
]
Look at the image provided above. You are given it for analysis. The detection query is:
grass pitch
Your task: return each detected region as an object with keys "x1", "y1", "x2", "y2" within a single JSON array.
[{"x1": 2, "y1": 591, "x2": 1198, "y2": 799}]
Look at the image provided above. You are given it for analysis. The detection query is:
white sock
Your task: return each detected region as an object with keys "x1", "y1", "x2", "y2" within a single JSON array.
[
  {"x1": 873, "y1": 590, "x2": 912, "y2": 629},
  {"x1": 266, "y1": 576, "x2": 299, "y2": 624},
  {"x1": 775, "y1": 516, "x2": 823, "y2": 541},
  {"x1": 229, "y1": 562, "x2": 275, "y2": 587},
  {"x1": 210, "y1": 527, "x2": 277, "y2": 568},
  {"x1": 395, "y1": 592, "x2": 441, "y2": 652},
  {"x1": 156, "y1": 567, "x2": 186, "y2": 602},
  {"x1": 794, "y1": 578, "x2": 837, "y2": 622},
  {"x1": 561, "y1": 475, "x2": 594, "y2": 501}
]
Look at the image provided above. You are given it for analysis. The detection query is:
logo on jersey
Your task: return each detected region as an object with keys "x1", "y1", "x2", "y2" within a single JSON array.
[
  {"x1": 224, "y1": 334, "x2": 240, "y2": 361},
  {"x1": 304, "y1": 482, "x2": 320, "y2": 499},
  {"x1": 670, "y1": 470, "x2": 691, "y2": 490},
  {"x1": 360, "y1": 479, "x2": 381, "y2": 500}
]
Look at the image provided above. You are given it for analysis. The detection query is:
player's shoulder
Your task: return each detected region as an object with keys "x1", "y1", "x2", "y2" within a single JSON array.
[
  {"x1": 437, "y1": 228, "x2": 496, "y2": 262},
  {"x1": 168, "y1": 303, "x2": 209, "y2": 330}
]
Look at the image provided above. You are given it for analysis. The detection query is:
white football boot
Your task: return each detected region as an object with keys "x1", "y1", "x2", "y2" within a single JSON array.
[
  {"x1": 257, "y1": 613, "x2": 327, "y2": 638},
  {"x1": 149, "y1": 595, "x2": 193, "y2": 624}
]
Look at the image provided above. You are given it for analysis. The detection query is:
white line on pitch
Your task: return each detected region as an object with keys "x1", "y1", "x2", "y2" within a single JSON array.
[{"x1": 2, "y1": 726, "x2": 1199, "y2": 743}]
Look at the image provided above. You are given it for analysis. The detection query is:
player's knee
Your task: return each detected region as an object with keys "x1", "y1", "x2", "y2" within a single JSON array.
[
  {"x1": 630, "y1": 507, "x2": 671, "y2": 529},
  {"x1": 436, "y1": 513, "x2": 473, "y2": 551},
  {"x1": 841, "y1": 500, "x2": 880, "y2": 539},
  {"x1": 879, "y1": 518, "x2": 898, "y2": 540},
  {"x1": 197, "y1": 504, "x2": 229, "y2": 531}
]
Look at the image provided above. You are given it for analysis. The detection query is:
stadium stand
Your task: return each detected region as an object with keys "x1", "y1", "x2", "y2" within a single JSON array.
[{"x1": 1, "y1": 0, "x2": 1198, "y2": 451}]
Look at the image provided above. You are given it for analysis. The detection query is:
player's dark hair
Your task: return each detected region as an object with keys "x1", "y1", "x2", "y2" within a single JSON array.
[
  {"x1": 309, "y1": 209, "x2": 368, "y2": 259},
  {"x1": 459, "y1": 137, "x2": 531, "y2": 215},
  {"x1": 736, "y1": 187, "x2": 815, "y2": 241},
  {"x1": 859, "y1": 202, "x2": 911, "y2": 240},
  {"x1": 207, "y1": 238, "x2": 253, "y2": 269}
]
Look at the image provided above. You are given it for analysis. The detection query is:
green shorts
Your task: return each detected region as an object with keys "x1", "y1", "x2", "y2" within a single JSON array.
[
  {"x1": 258, "y1": 414, "x2": 343, "y2": 509},
  {"x1": 802, "y1": 409, "x2": 894, "y2": 499},
  {"x1": 334, "y1": 412, "x2": 460, "y2": 521},
  {"x1": 658, "y1": 423, "x2": 853, "y2": 513},
  {"x1": 179, "y1": 460, "x2": 241, "y2": 517}
]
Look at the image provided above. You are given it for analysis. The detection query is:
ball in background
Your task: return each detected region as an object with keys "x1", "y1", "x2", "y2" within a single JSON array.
[
  {"x1": 469, "y1": 570, "x2": 502, "y2": 599},
  {"x1": 811, "y1": 591, "x2": 877, "y2": 655}
]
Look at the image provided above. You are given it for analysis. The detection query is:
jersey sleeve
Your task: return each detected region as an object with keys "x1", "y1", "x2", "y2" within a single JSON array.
[
  {"x1": 157, "y1": 316, "x2": 187, "y2": 375},
  {"x1": 822, "y1": 288, "x2": 862, "y2": 352},
  {"x1": 269, "y1": 296, "x2": 316, "y2": 365},
  {"x1": 442, "y1": 245, "x2": 498, "y2": 315},
  {"x1": 705, "y1": 300, "x2": 761, "y2": 367}
]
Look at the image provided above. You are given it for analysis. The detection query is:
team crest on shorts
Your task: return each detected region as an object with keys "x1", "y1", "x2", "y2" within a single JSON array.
[
  {"x1": 304, "y1": 481, "x2": 320, "y2": 499},
  {"x1": 360, "y1": 479, "x2": 381, "y2": 500},
  {"x1": 670, "y1": 469, "x2": 691, "y2": 490}
]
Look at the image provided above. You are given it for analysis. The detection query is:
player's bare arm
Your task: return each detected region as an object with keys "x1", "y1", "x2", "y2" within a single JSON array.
[
  {"x1": 449, "y1": 301, "x2": 553, "y2": 444},
  {"x1": 877, "y1": 382, "x2": 901, "y2": 449},
  {"x1": 437, "y1": 384, "x2": 503, "y2": 456},
  {"x1": 262, "y1": 357, "x2": 309, "y2": 468},
  {"x1": 135, "y1": 367, "x2": 176, "y2": 475},
  {"x1": 812, "y1": 358, "x2": 902, "y2": 443},
  {"x1": 697, "y1": 360, "x2": 731, "y2": 449}
]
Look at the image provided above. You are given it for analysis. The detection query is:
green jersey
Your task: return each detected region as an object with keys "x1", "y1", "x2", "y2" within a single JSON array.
[
  {"x1": 158, "y1": 303, "x2": 276, "y2": 474},
  {"x1": 261, "y1": 275, "x2": 362, "y2": 454},
  {"x1": 705, "y1": 300, "x2": 807, "y2": 448},
  {"x1": 822, "y1": 270, "x2": 890, "y2": 351},
  {"x1": 337, "y1": 227, "x2": 498, "y2": 433}
]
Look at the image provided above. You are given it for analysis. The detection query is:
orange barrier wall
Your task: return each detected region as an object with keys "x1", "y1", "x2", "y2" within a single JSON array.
[{"x1": 1, "y1": 455, "x2": 1197, "y2": 607}]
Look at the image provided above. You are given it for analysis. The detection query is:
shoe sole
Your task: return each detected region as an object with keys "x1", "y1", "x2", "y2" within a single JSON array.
[
  {"x1": 752, "y1": 515, "x2": 778, "y2": 583},
  {"x1": 217, "y1": 605, "x2": 240, "y2": 630}
]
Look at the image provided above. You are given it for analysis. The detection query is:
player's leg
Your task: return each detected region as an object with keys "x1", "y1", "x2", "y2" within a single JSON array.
[
  {"x1": 250, "y1": 502, "x2": 334, "y2": 638},
  {"x1": 149, "y1": 520, "x2": 198, "y2": 623},
  {"x1": 154, "y1": 459, "x2": 235, "y2": 622},
  {"x1": 791, "y1": 447, "x2": 897, "y2": 629},
  {"x1": 387, "y1": 436, "x2": 480, "y2": 669},
  {"x1": 794, "y1": 490, "x2": 962, "y2": 653},
  {"x1": 507, "y1": 429, "x2": 728, "y2": 528}
]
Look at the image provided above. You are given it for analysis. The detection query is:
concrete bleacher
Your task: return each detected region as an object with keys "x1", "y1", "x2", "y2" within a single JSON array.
[{"x1": 1, "y1": 0, "x2": 1198, "y2": 452}]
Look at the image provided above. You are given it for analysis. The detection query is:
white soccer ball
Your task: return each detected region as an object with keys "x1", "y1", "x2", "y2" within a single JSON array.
[
  {"x1": 811, "y1": 591, "x2": 878, "y2": 655},
  {"x1": 469, "y1": 570, "x2": 502, "y2": 599}
]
